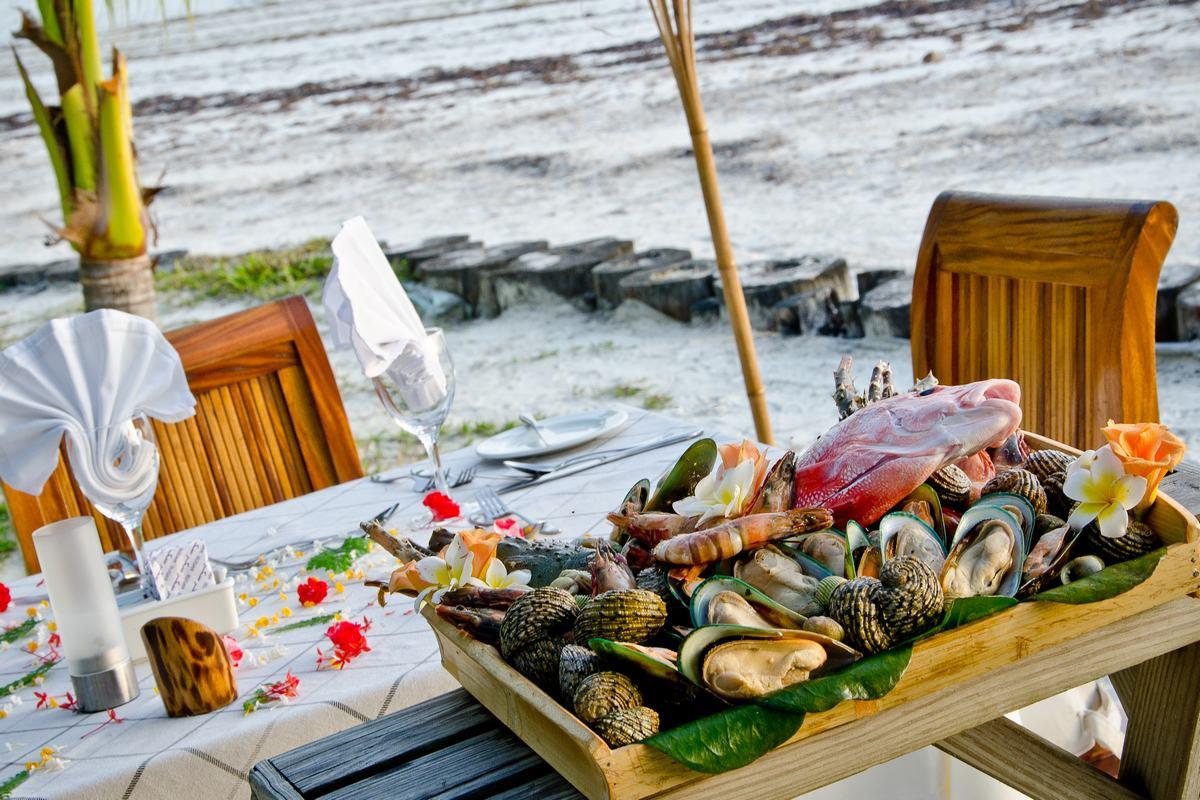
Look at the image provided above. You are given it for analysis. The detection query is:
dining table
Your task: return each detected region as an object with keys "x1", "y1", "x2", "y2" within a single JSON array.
[
  {"x1": 0, "y1": 405, "x2": 724, "y2": 800},
  {"x1": 3, "y1": 406, "x2": 1199, "y2": 799}
]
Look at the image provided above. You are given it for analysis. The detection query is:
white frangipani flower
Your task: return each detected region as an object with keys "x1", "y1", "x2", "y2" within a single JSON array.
[
  {"x1": 412, "y1": 533, "x2": 475, "y2": 610},
  {"x1": 471, "y1": 558, "x2": 531, "y2": 591},
  {"x1": 672, "y1": 459, "x2": 757, "y2": 524},
  {"x1": 1064, "y1": 445, "x2": 1148, "y2": 538}
]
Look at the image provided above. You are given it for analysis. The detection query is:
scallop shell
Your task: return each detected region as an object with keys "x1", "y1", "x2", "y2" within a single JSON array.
[
  {"x1": 574, "y1": 589, "x2": 666, "y2": 646},
  {"x1": 593, "y1": 706, "x2": 660, "y2": 748},
  {"x1": 1024, "y1": 450, "x2": 1074, "y2": 483},
  {"x1": 499, "y1": 587, "x2": 578, "y2": 660},
  {"x1": 928, "y1": 465, "x2": 972, "y2": 507},
  {"x1": 982, "y1": 468, "x2": 1047, "y2": 516},
  {"x1": 573, "y1": 671, "x2": 641, "y2": 724}
]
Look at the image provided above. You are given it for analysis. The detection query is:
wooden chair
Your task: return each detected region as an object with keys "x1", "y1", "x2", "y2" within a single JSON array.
[
  {"x1": 910, "y1": 191, "x2": 1178, "y2": 449},
  {"x1": 2, "y1": 296, "x2": 364, "y2": 573}
]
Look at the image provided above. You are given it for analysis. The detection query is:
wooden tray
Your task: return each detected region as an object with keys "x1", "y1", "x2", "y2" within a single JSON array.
[{"x1": 424, "y1": 434, "x2": 1200, "y2": 800}]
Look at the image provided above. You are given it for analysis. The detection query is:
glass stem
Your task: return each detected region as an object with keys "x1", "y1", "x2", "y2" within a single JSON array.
[
  {"x1": 123, "y1": 523, "x2": 152, "y2": 597},
  {"x1": 420, "y1": 431, "x2": 450, "y2": 495}
]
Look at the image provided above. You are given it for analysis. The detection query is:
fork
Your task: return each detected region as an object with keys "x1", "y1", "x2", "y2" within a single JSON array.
[
  {"x1": 469, "y1": 486, "x2": 557, "y2": 534},
  {"x1": 412, "y1": 466, "x2": 477, "y2": 493},
  {"x1": 209, "y1": 502, "x2": 401, "y2": 572}
]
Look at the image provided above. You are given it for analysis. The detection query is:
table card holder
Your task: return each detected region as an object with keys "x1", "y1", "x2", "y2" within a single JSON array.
[
  {"x1": 32, "y1": 517, "x2": 139, "y2": 713},
  {"x1": 141, "y1": 616, "x2": 237, "y2": 717},
  {"x1": 120, "y1": 577, "x2": 238, "y2": 662}
]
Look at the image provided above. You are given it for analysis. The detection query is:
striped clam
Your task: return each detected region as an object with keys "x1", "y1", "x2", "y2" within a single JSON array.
[
  {"x1": 826, "y1": 557, "x2": 945, "y2": 654},
  {"x1": 573, "y1": 671, "x2": 641, "y2": 724},
  {"x1": 1023, "y1": 449, "x2": 1074, "y2": 484},
  {"x1": 982, "y1": 468, "x2": 1048, "y2": 517},
  {"x1": 574, "y1": 589, "x2": 667, "y2": 645},
  {"x1": 593, "y1": 706, "x2": 660, "y2": 747},
  {"x1": 1085, "y1": 519, "x2": 1160, "y2": 562}
]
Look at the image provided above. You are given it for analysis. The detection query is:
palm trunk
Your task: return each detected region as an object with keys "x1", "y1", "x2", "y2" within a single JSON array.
[{"x1": 80, "y1": 255, "x2": 157, "y2": 321}]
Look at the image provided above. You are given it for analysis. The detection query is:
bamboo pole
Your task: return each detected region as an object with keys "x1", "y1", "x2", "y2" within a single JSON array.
[{"x1": 648, "y1": 0, "x2": 773, "y2": 444}]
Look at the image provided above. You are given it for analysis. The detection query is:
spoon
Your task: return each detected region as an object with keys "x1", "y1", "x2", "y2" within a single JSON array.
[{"x1": 519, "y1": 413, "x2": 550, "y2": 446}]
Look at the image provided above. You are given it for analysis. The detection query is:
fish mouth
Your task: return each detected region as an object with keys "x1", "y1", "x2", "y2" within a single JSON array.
[{"x1": 944, "y1": 379, "x2": 1022, "y2": 410}]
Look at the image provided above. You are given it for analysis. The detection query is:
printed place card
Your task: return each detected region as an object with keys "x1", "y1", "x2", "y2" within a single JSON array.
[{"x1": 146, "y1": 540, "x2": 216, "y2": 600}]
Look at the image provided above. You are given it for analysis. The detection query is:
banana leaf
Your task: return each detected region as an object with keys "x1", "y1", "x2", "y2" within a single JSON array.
[
  {"x1": 644, "y1": 703, "x2": 803, "y2": 773},
  {"x1": 757, "y1": 646, "x2": 912, "y2": 714},
  {"x1": 1031, "y1": 547, "x2": 1166, "y2": 605}
]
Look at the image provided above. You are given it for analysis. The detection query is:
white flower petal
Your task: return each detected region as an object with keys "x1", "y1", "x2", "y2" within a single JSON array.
[
  {"x1": 1096, "y1": 503, "x2": 1129, "y2": 539},
  {"x1": 1092, "y1": 446, "x2": 1124, "y2": 485},
  {"x1": 1062, "y1": 470, "x2": 1096, "y2": 503},
  {"x1": 1068, "y1": 502, "x2": 1104, "y2": 531},
  {"x1": 505, "y1": 569, "x2": 532, "y2": 588},
  {"x1": 1066, "y1": 450, "x2": 1096, "y2": 477},
  {"x1": 672, "y1": 496, "x2": 709, "y2": 517},
  {"x1": 1112, "y1": 475, "x2": 1148, "y2": 510},
  {"x1": 415, "y1": 556, "x2": 449, "y2": 585},
  {"x1": 483, "y1": 557, "x2": 507, "y2": 586}
]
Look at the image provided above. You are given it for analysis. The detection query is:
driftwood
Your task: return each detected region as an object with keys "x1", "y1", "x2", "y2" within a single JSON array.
[
  {"x1": 141, "y1": 617, "x2": 237, "y2": 717},
  {"x1": 617, "y1": 259, "x2": 717, "y2": 322},
  {"x1": 592, "y1": 248, "x2": 691, "y2": 310},
  {"x1": 833, "y1": 356, "x2": 896, "y2": 419},
  {"x1": 361, "y1": 521, "x2": 433, "y2": 562}
]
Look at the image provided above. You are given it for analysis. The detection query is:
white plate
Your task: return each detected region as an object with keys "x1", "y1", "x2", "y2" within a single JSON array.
[{"x1": 475, "y1": 409, "x2": 629, "y2": 460}]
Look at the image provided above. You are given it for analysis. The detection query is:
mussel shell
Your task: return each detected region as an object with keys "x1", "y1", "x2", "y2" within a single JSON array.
[
  {"x1": 610, "y1": 479, "x2": 652, "y2": 544},
  {"x1": 689, "y1": 576, "x2": 807, "y2": 629},
  {"x1": 644, "y1": 438, "x2": 718, "y2": 513},
  {"x1": 856, "y1": 547, "x2": 882, "y2": 579},
  {"x1": 973, "y1": 493, "x2": 1037, "y2": 551},
  {"x1": 879, "y1": 512, "x2": 947, "y2": 575},
  {"x1": 732, "y1": 545, "x2": 824, "y2": 616},
  {"x1": 677, "y1": 624, "x2": 859, "y2": 691},
  {"x1": 775, "y1": 543, "x2": 838, "y2": 580},
  {"x1": 894, "y1": 484, "x2": 947, "y2": 545},
  {"x1": 793, "y1": 532, "x2": 848, "y2": 578},
  {"x1": 1017, "y1": 524, "x2": 1079, "y2": 598},
  {"x1": 844, "y1": 521, "x2": 872, "y2": 578},
  {"x1": 940, "y1": 505, "x2": 1026, "y2": 598}
]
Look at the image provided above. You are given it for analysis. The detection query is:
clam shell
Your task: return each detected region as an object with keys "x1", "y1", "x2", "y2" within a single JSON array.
[
  {"x1": 1018, "y1": 523, "x2": 1079, "y2": 597},
  {"x1": 678, "y1": 624, "x2": 859, "y2": 691},
  {"x1": 593, "y1": 706, "x2": 660, "y2": 748},
  {"x1": 499, "y1": 587, "x2": 579, "y2": 660},
  {"x1": 983, "y1": 469, "x2": 1047, "y2": 516},
  {"x1": 1085, "y1": 519, "x2": 1160, "y2": 562},
  {"x1": 573, "y1": 671, "x2": 641, "y2": 724},
  {"x1": 574, "y1": 589, "x2": 666, "y2": 646},
  {"x1": 928, "y1": 465, "x2": 972, "y2": 508},
  {"x1": 559, "y1": 644, "x2": 600, "y2": 701},
  {"x1": 510, "y1": 636, "x2": 566, "y2": 692},
  {"x1": 702, "y1": 637, "x2": 829, "y2": 700},
  {"x1": 1024, "y1": 450, "x2": 1074, "y2": 484}
]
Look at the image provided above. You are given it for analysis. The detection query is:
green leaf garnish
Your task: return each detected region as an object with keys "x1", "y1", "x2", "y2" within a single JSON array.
[
  {"x1": 644, "y1": 703, "x2": 803, "y2": 773},
  {"x1": 1031, "y1": 547, "x2": 1166, "y2": 605},
  {"x1": 0, "y1": 619, "x2": 39, "y2": 646},
  {"x1": 305, "y1": 536, "x2": 370, "y2": 573},
  {"x1": 0, "y1": 660, "x2": 59, "y2": 698},
  {"x1": 273, "y1": 612, "x2": 338, "y2": 634},
  {"x1": 914, "y1": 595, "x2": 1018, "y2": 643},
  {"x1": 758, "y1": 646, "x2": 912, "y2": 714},
  {"x1": 0, "y1": 768, "x2": 31, "y2": 797}
]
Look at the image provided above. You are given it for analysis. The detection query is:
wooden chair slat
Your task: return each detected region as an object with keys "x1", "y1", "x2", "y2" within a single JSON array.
[
  {"x1": 911, "y1": 191, "x2": 1177, "y2": 450},
  {"x1": 3, "y1": 296, "x2": 364, "y2": 573}
]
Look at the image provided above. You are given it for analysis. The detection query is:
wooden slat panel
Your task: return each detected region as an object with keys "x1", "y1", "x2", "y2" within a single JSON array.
[
  {"x1": 7, "y1": 297, "x2": 364, "y2": 572},
  {"x1": 935, "y1": 718, "x2": 1141, "y2": 800},
  {"x1": 910, "y1": 192, "x2": 1177, "y2": 450},
  {"x1": 249, "y1": 760, "x2": 305, "y2": 800}
]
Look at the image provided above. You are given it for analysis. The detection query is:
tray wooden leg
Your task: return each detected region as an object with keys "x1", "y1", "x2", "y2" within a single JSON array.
[
  {"x1": 935, "y1": 718, "x2": 1141, "y2": 800},
  {"x1": 1110, "y1": 641, "x2": 1200, "y2": 800}
]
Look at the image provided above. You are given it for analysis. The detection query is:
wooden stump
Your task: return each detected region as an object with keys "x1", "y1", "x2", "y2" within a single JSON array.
[
  {"x1": 385, "y1": 236, "x2": 480, "y2": 272},
  {"x1": 716, "y1": 256, "x2": 853, "y2": 329},
  {"x1": 860, "y1": 275, "x2": 913, "y2": 339},
  {"x1": 592, "y1": 248, "x2": 691, "y2": 310},
  {"x1": 617, "y1": 259, "x2": 717, "y2": 322},
  {"x1": 141, "y1": 616, "x2": 237, "y2": 717},
  {"x1": 421, "y1": 240, "x2": 548, "y2": 314},
  {"x1": 855, "y1": 268, "x2": 907, "y2": 297},
  {"x1": 1167, "y1": 269, "x2": 1200, "y2": 341},
  {"x1": 771, "y1": 287, "x2": 838, "y2": 336},
  {"x1": 487, "y1": 238, "x2": 633, "y2": 315}
]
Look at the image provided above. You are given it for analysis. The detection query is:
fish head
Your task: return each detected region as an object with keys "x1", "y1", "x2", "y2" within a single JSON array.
[{"x1": 909, "y1": 379, "x2": 1023, "y2": 462}]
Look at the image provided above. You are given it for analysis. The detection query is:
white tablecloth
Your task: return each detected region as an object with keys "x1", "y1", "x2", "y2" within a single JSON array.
[{"x1": 0, "y1": 407, "x2": 1054, "y2": 799}]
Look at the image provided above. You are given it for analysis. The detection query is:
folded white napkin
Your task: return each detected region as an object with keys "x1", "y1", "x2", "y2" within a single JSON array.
[
  {"x1": 323, "y1": 216, "x2": 447, "y2": 409},
  {"x1": 0, "y1": 310, "x2": 195, "y2": 500}
]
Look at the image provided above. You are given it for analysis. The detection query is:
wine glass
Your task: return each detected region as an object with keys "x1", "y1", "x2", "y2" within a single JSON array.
[
  {"x1": 65, "y1": 414, "x2": 159, "y2": 599},
  {"x1": 373, "y1": 328, "x2": 456, "y2": 495}
]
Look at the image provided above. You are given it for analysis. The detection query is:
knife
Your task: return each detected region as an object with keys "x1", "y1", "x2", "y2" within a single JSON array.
[{"x1": 494, "y1": 427, "x2": 705, "y2": 494}]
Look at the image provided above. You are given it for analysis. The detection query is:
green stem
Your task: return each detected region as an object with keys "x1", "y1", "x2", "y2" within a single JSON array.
[{"x1": 62, "y1": 83, "x2": 95, "y2": 190}]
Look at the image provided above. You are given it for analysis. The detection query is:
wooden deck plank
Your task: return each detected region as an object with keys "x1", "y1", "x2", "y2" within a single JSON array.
[
  {"x1": 485, "y1": 771, "x2": 585, "y2": 800},
  {"x1": 249, "y1": 759, "x2": 305, "y2": 800},
  {"x1": 275, "y1": 689, "x2": 496, "y2": 795}
]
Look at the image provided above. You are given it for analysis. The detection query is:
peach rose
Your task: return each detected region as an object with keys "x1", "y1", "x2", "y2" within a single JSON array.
[{"x1": 1102, "y1": 420, "x2": 1187, "y2": 508}]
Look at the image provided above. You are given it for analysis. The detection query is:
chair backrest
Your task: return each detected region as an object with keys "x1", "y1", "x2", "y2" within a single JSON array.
[
  {"x1": 911, "y1": 191, "x2": 1177, "y2": 450},
  {"x1": 3, "y1": 296, "x2": 364, "y2": 573}
]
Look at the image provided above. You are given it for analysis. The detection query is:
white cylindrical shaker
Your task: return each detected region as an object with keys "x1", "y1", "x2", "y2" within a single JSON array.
[{"x1": 33, "y1": 517, "x2": 139, "y2": 712}]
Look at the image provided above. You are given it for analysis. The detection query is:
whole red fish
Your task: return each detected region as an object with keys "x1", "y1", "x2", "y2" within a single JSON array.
[{"x1": 794, "y1": 379, "x2": 1022, "y2": 526}]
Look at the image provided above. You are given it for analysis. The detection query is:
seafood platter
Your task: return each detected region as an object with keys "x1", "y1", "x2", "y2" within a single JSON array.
[{"x1": 369, "y1": 362, "x2": 1200, "y2": 800}]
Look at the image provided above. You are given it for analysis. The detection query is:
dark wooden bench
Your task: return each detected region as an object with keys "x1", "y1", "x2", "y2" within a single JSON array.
[{"x1": 251, "y1": 465, "x2": 1200, "y2": 800}]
